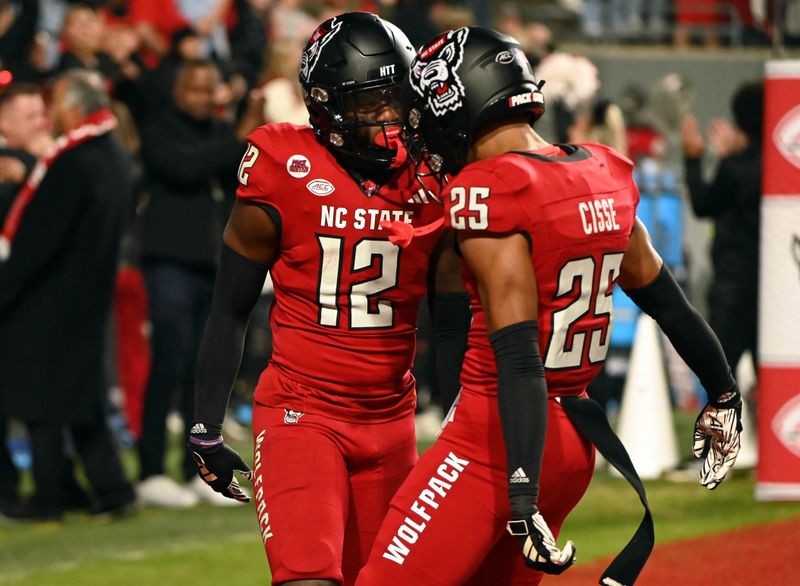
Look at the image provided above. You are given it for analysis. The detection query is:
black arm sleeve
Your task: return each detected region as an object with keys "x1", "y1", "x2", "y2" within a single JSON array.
[
  {"x1": 194, "y1": 244, "x2": 268, "y2": 431},
  {"x1": 623, "y1": 264, "x2": 736, "y2": 404},
  {"x1": 430, "y1": 292, "x2": 470, "y2": 414},
  {"x1": 490, "y1": 321, "x2": 548, "y2": 516}
]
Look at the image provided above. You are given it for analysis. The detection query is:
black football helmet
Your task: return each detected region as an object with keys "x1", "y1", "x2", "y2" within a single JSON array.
[
  {"x1": 407, "y1": 27, "x2": 545, "y2": 175},
  {"x1": 299, "y1": 12, "x2": 416, "y2": 173}
]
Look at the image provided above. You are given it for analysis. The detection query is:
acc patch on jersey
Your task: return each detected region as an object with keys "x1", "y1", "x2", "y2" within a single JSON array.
[
  {"x1": 287, "y1": 154, "x2": 311, "y2": 178},
  {"x1": 306, "y1": 178, "x2": 335, "y2": 196}
]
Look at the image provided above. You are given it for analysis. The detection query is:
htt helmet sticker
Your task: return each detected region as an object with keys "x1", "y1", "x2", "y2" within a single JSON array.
[
  {"x1": 410, "y1": 27, "x2": 469, "y2": 117},
  {"x1": 299, "y1": 17, "x2": 343, "y2": 83}
]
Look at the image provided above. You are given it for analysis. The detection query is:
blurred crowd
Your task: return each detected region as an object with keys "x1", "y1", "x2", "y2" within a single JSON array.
[{"x1": 0, "y1": 0, "x2": 766, "y2": 520}]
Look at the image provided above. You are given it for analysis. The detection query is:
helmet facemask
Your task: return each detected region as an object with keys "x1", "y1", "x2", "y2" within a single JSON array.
[
  {"x1": 402, "y1": 102, "x2": 449, "y2": 198},
  {"x1": 340, "y1": 82, "x2": 408, "y2": 168}
]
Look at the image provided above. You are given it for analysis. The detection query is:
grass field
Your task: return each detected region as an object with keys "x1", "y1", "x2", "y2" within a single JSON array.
[{"x1": 3, "y1": 419, "x2": 800, "y2": 585}]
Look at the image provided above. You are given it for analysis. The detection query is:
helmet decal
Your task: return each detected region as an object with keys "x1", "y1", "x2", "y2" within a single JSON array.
[
  {"x1": 410, "y1": 27, "x2": 469, "y2": 117},
  {"x1": 495, "y1": 50, "x2": 514, "y2": 64},
  {"x1": 300, "y1": 17, "x2": 343, "y2": 83}
]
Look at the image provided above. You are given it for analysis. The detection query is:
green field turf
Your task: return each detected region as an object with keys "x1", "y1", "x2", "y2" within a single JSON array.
[{"x1": 3, "y1": 419, "x2": 800, "y2": 585}]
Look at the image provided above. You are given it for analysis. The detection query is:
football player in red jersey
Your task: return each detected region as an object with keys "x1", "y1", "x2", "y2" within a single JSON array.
[
  {"x1": 357, "y1": 28, "x2": 742, "y2": 586},
  {"x1": 187, "y1": 13, "x2": 466, "y2": 586}
]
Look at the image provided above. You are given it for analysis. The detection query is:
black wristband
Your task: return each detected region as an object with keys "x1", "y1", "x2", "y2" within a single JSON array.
[
  {"x1": 194, "y1": 244, "x2": 268, "y2": 427},
  {"x1": 710, "y1": 387, "x2": 741, "y2": 409},
  {"x1": 623, "y1": 264, "x2": 736, "y2": 403},
  {"x1": 489, "y1": 321, "x2": 547, "y2": 504}
]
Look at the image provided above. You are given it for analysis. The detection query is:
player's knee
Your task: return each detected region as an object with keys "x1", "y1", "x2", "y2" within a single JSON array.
[{"x1": 276, "y1": 537, "x2": 339, "y2": 579}]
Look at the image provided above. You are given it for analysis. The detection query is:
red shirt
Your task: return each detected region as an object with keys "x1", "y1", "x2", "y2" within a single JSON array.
[
  {"x1": 128, "y1": 0, "x2": 189, "y2": 67},
  {"x1": 238, "y1": 123, "x2": 443, "y2": 421},
  {"x1": 443, "y1": 143, "x2": 639, "y2": 398}
]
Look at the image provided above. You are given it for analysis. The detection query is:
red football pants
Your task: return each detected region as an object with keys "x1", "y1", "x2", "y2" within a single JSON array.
[
  {"x1": 356, "y1": 391, "x2": 594, "y2": 586},
  {"x1": 251, "y1": 404, "x2": 417, "y2": 585}
]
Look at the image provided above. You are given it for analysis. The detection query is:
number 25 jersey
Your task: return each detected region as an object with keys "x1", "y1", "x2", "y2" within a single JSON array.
[
  {"x1": 444, "y1": 143, "x2": 640, "y2": 398},
  {"x1": 237, "y1": 123, "x2": 443, "y2": 421}
]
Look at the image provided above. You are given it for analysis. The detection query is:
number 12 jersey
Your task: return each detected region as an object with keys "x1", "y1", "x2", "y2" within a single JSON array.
[{"x1": 237, "y1": 123, "x2": 443, "y2": 421}]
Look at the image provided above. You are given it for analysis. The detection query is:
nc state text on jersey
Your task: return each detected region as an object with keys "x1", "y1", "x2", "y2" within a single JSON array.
[
  {"x1": 578, "y1": 197, "x2": 621, "y2": 235},
  {"x1": 321, "y1": 204, "x2": 414, "y2": 230}
]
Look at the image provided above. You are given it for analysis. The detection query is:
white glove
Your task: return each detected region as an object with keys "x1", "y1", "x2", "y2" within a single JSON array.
[
  {"x1": 507, "y1": 511, "x2": 576, "y2": 574},
  {"x1": 693, "y1": 389, "x2": 742, "y2": 490}
]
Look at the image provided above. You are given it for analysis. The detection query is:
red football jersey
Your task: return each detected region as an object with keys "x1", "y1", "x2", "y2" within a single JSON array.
[
  {"x1": 237, "y1": 123, "x2": 443, "y2": 420},
  {"x1": 443, "y1": 143, "x2": 639, "y2": 398}
]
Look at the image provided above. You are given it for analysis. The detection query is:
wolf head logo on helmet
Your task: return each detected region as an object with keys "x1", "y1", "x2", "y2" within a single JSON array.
[
  {"x1": 407, "y1": 27, "x2": 546, "y2": 175},
  {"x1": 410, "y1": 28, "x2": 469, "y2": 117},
  {"x1": 299, "y1": 17, "x2": 343, "y2": 84}
]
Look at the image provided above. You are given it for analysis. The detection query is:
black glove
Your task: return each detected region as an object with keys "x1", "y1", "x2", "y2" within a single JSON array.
[
  {"x1": 507, "y1": 508, "x2": 576, "y2": 575},
  {"x1": 189, "y1": 423, "x2": 252, "y2": 502},
  {"x1": 693, "y1": 388, "x2": 743, "y2": 490}
]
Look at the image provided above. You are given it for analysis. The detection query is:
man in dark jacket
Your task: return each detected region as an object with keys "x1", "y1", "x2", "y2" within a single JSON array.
[
  {"x1": 136, "y1": 58, "x2": 262, "y2": 507},
  {"x1": 681, "y1": 80, "x2": 763, "y2": 372},
  {"x1": 0, "y1": 82, "x2": 51, "y2": 217},
  {"x1": 0, "y1": 69, "x2": 135, "y2": 520},
  {"x1": 0, "y1": 81, "x2": 50, "y2": 513}
]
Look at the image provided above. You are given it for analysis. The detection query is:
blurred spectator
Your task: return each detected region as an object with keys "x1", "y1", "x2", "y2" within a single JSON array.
[
  {"x1": 496, "y1": 2, "x2": 553, "y2": 66},
  {"x1": 0, "y1": 82, "x2": 51, "y2": 154},
  {"x1": 260, "y1": 39, "x2": 307, "y2": 125},
  {"x1": 388, "y1": 0, "x2": 439, "y2": 48},
  {"x1": 229, "y1": 0, "x2": 268, "y2": 94},
  {"x1": 0, "y1": 81, "x2": 50, "y2": 515},
  {"x1": 681, "y1": 80, "x2": 763, "y2": 371},
  {"x1": 673, "y1": 0, "x2": 723, "y2": 47},
  {"x1": 0, "y1": 82, "x2": 51, "y2": 218},
  {"x1": 270, "y1": 0, "x2": 317, "y2": 43},
  {"x1": 535, "y1": 51, "x2": 599, "y2": 142},
  {"x1": 176, "y1": 0, "x2": 233, "y2": 60},
  {"x1": 128, "y1": 0, "x2": 190, "y2": 67},
  {"x1": 0, "y1": 70, "x2": 135, "y2": 521},
  {"x1": 98, "y1": 4, "x2": 147, "y2": 86},
  {"x1": 60, "y1": 3, "x2": 146, "y2": 126},
  {"x1": 569, "y1": 98, "x2": 628, "y2": 154},
  {"x1": 0, "y1": 0, "x2": 43, "y2": 82},
  {"x1": 580, "y1": 0, "x2": 666, "y2": 41},
  {"x1": 135, "y1": 59, "x2": 262, "y2": 508},
  {"x1": 58, "y1": 4, "x2": 117, "y2": 78},
  {"x1": 138, "y1": 26, "x2": 204, "y2": 124},
  {"x1": 621, "y1": 85, "x2": 668, "y2": 163}
]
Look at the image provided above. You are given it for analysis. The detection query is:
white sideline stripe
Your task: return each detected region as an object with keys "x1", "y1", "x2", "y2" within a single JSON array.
[
  {"x1": 0, "y1": 532, "x2": 255, "y2": 582},
  {"x1": 755, "y1": 482, "x2": 800, "y2": 501}
]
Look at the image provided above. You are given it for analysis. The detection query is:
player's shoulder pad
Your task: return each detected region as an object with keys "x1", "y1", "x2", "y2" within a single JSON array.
[
  {"x1": 246, "y1": 122, "x2": 317, "y2": 160},
  {"x1": 582, "y1": 142, "x2": 635, "y2": 175},
  {"x1": 450, "y1": 155, "x2": 532, "y2": 196}
]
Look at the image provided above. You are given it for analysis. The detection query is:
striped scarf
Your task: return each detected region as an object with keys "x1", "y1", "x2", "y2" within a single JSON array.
[{"x1": 0, "y1": 108, "x2": 117, "y2": 262}]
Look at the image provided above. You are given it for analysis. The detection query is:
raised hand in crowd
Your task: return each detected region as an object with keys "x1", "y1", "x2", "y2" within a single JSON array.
[
  {"x1": 707, "y1": 118, "x2": 747, "y2": 158},
  {"x1": 680, "y1": 114, "x2": 705, "y2": 158}
]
